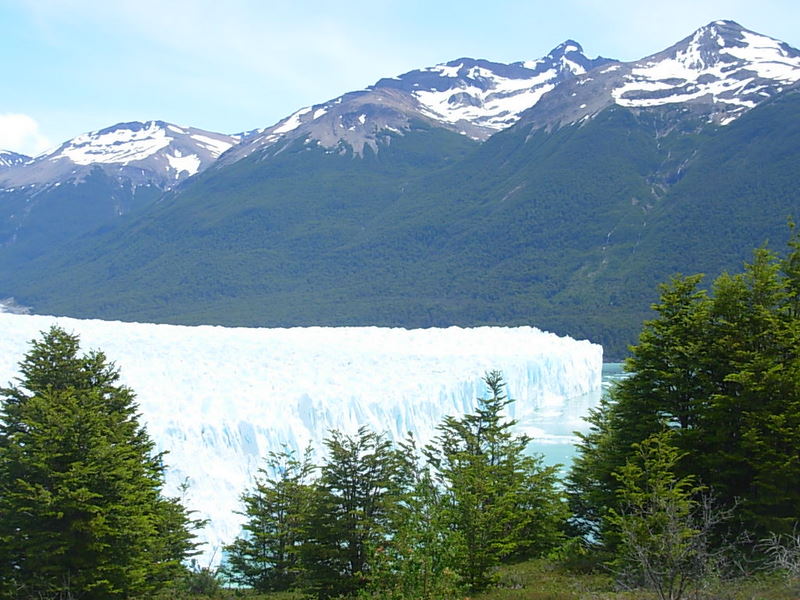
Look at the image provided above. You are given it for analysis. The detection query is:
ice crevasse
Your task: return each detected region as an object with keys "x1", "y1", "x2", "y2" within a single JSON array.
[{"x1": 0, "y1": 312, "x2": 603, "y2": 561}]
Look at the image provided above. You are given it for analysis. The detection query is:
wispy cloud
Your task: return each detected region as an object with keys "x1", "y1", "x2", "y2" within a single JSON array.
[
  {"x1": 19, "y1": 0, "x2": 420, "y2": 99},
  {"x1": 0, "y1": 114, "x2": 53, "y2": 156}
]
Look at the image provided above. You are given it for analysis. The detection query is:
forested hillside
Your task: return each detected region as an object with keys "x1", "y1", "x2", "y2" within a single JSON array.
[
  {"x1": 2, "y1": 234, "x2": 799, "y2": 599},
  {"x1": 5, "y1": 91, "x2": 799, "y2": 358}
]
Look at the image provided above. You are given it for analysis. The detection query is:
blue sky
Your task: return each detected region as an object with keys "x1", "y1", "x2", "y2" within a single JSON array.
[{"x1": 2, "y1": 0, "x2": 799, "y2": 155}]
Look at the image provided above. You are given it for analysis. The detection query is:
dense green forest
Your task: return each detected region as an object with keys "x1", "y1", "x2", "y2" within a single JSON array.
[
  {"x1": 4, "y1": 91, "x2": 800, "y2": 360},
  {"x1": 1, "y1": 234, "x2": 799, "y2": 599}
]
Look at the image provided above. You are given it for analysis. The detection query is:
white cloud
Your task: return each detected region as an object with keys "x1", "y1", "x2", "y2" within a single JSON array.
[{"x1": 0, "y1": 114, "x2": 53, "y2": 156}]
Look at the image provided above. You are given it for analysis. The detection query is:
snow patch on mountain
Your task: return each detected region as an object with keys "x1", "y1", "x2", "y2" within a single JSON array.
[
  {"x1": 190, "y1": 134, "x2": 237, "y2": 157},
  {"x1": 725, "y1": 30, "x2": 800, "y2": 79},
  {"x1": 0, "y1": 150, "x2": 31, "y2": 168},
  {"x1": 165, "y1": 150, "x2": 202, "y2": 177},
  {"x1": 0, "y1": 121, "x2": 239, "y2": 190},
  {"x1": 52, "y1": 121, "x2": 236, "y2": 166},
  {"x1": 0, "y1": 313, "x2": 602, "y2": 562},
  {"x1": 56, "y1": 122, "x2": 173, "y2": 165},
  {"x1": 517, "y1": 21, "x2": 800, "y2": 132},
  {"x1": 220, "y1": 43, "x2": 615, "y2": 162},
  {"x1": 612, "y1": 21, "x2": 800, "y2": 116},
  {"x1": 397, "y1": 43, "x2": 613, "y2": 135},
  {"x1": 426, "y1": 63, "x2": 462, "y2": 78},
  {"x1": 412, "y1": 67, "x2": 560, "y2": 130},
  {"x1": 273, "y1": 107, "x2": 313, "y2": 134}
]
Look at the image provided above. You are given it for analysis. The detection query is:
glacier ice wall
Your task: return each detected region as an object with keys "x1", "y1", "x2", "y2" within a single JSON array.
[{"x1": 0, "y1": 313, "x2": 602, "y2": 562}]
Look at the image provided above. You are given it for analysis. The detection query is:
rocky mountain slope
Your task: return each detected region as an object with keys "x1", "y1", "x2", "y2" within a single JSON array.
[
  {"x1": 517, "y1": 20, "x2": 800, "y2": 130},
  {"x1": 1, "y1": 21, "x2": 799, "y2": 358},
  {"x1": 0, "y1": 120, "x2": 238, "y2": 190},
  {"x1": 0, "y1": 45, "x2": 612, "y2": 266},
  {"x1": 0, "y1": 150, "x2": 30, "y2": 169},
  {"x1": 0, "y1": 121, "x2": 238, "y2": 263},
  {"x1": 220, "y1": 41, "x2": 613, "y2": 162}
]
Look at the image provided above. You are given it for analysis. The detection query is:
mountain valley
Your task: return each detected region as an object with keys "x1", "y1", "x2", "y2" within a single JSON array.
[{"x1": 1, "y1": 20, "x2": 799, "y2": 358}]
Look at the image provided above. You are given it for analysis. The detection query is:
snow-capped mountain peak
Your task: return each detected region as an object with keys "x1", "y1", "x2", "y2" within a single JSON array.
[
  {"x1": 0, "y1": 150, "x2": 31, "y2": 169},
  {"x1": 516, "y1": 20, "x2": 800, "y2": 131},
  {"x1": 537, "y1": 40, "x2": 592, "y2": 74},
  {"x1": 0, "y1": 121, "x2": 239, "y2": 190},
  {"x1": 402, "y1": 44, "x2": 613, "y2": 133},
  {"x1": 51, "y1": 120, "x2": 236, "y2": 173},
  {"x1": 612, "y1": 20, "x2": 800, "y2": 119},
  {"x1": 221, "y1": 44, "x2": 616, "y2": 162}
]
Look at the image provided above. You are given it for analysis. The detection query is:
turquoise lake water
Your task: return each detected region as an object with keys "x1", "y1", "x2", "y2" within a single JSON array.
[{"x1": 522, "y1": 363, "x2": 626, "y2": 471}]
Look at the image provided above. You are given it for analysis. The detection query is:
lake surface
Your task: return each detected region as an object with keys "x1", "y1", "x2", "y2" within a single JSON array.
[{"x1": 521, "y1": 362, "x2": 626, "y2": 470}]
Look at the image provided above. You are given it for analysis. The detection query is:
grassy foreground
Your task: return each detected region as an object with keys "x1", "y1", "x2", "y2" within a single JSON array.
[
  {"x1": 158, "y1": 558, "x2": 800, "y2": 600},
  {"x1": 478, "y1": 559, "x2": 798, "y2": 600}
]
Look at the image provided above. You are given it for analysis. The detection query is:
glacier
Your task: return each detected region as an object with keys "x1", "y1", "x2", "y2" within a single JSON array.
[{"x1": 0, "y1": 312, "x2": 602, "y2": 563}]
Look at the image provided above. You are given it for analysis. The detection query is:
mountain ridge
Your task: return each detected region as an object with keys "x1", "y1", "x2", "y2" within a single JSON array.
[
  {"x1": 0, "y1": 150, "x2": 31, "y2": 169},
  {"x1": 1, "y1": 20, "x2": 799, "y2": 360},
  {"x1": 217, "y1": 40, "x2": 614, "y2": 163},
  {"x1": 4, "y1": 20, "x2": 797, "y2": 178},
  {"x1": 0, "y1": 120, "x2": 239, "y2": 191},
  {"x1": 515, "y1": 20, "x2": 800, "y2": 132}
]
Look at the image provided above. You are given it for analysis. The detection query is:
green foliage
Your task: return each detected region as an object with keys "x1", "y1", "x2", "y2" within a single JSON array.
[
  {"x1": 157, "y1": 561, "x2": 224, "y2": 599},
  {"x1": 358, "y1": 438, "x2": 463, "y2": 600},
  {"x1": 472, "y1": 557, "x2": 799, "y2": 600},
  {"x1": 608, "y1": 432, "x2": 707, "y2": 600},
  {"x1": 0, "y1": 169, "x2": 159, "y2": 264},
  {"x1": 0, "y1": 326, "x2": 198, "y2": 600},
  {"x1": 566, "y1": 274, "x2": 711, "y2": 544},
  {"x1": 225, "y1": 428, "x2": 407, "y2": 599},
  {"x1": 4, "y1": 93, "x2": 800, "y2": 360},
  {"x1": 302, "y1": 428, "x2": 405, "y2": 599},
  {"x1": 425, "y1": 371, "x2": 568, "y2": 592},
  {"x1": 568, "y1": 235, "x2": 800, "y2": 555},
  {"x1": 223, "y1": 448, "x2": 315, "y2": 592},
  {"x1": 227, "y1": 372, "x2": 567, "y2": 599}
]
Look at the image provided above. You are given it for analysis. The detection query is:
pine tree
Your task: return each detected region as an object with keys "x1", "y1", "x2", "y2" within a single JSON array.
[
  {"x1": 223, "y1": 447, "x2": 315, "y2": 591},
  {"x1": 0, "y1": 326, "x2": 197, "y2": 599},
  {"x1": 362, "y1": 436, "x2": 463, "y2": 600},
  {"x1": 700, "y1": 248, "x2": 800, "y2": 537},
  {"x1": 425, "y1": 371, "x2": 567, "y2": 592},
  {"x1": 568, "y1": 236, "x2": 800, "y2": 552},
  {"x1": 567, "y1": 274, "x2": 712, "y2": 545},
  {"x1": 608, "y1": 432, "x2": 710, "y2": 600}
]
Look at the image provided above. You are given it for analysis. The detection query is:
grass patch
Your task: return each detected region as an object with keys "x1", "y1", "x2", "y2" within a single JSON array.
[{"x1": 153, "y1": 559, "x2": 800, "y2": 600}]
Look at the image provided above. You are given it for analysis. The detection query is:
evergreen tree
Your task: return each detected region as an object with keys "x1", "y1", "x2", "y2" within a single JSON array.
[
  {"x1": 0, "y1": 326, "x2": 197, "y2": 599},
  {"x1": 223, "y1": 447, "x2": 315, "y2": 591},
  {"x1": 568, "y1": 236, "x2": 800, "y2": 551},
  {"x1": 425, "y1": 371, "x2": 567, "y2": 592},
  {"x1": 567, "y1": 274, "x2": 712, "y2": 544},
  {"x1": 362, "y1": 437, "x2": 462, "y2": 600},
  {"x1": 699, "y1": 249, "x2": 800, "y2": 537},
  {"x1": 609, "y1": 432, "x2": 710, "y2": 600},
  {"x1": 302, "y1": 427, "x2": 404, "y2": 599}
]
